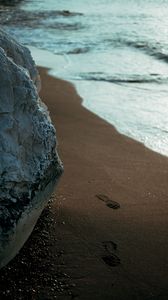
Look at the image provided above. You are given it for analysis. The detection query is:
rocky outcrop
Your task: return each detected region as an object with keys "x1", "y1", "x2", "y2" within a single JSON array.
[
  {"x1": 0, "y1": 0, "x2": 23, "y2": 7},
  {"x1": 0, "y1": 29, "x2": 41, "y2": 90},
  {"x1": 0, "y1": 29, "x2": 63, "y2": 268}
]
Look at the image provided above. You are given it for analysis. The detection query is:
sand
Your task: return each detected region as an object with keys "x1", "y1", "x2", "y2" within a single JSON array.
[{"x1": 0, "y1": 67, "x2": 168, "y2": 300}]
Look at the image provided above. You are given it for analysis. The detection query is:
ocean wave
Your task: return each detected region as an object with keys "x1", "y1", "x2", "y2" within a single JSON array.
[
  {"x1": 0, "y1": 0, "x2": 23, "y2": 6},
  {"x1": 104, "y1": 38, "x2": 168, "y2": 64},
  {"x1": 0, "y1": 9, "x2": 83, "y2": 29},
  {"x1": 74, "y1": 72, "x2": 168, "y2": 84},
  {"x1": 67, "y1": 47, "x2": 90, "y2": 54},
  {"x1": 124, "y1": 40, "x2": 168, "y2": 63}
]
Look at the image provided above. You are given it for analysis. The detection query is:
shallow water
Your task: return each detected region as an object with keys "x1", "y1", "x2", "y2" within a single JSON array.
[{"x1": 1, "y1": 0, "x2": 168, "y2": 156}]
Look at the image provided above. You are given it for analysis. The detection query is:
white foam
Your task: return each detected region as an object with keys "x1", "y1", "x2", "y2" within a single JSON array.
[{"x1": 29, "y1": 46, "x2": 168, "y2": 157}]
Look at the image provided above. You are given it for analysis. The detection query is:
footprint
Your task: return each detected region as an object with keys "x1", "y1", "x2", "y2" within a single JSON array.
[
  {"x1": 96, "y1": 194, "x2": 120, "y2": 209},
  {"x1": 102, "y1": 254, "x2": 120, "y2": 267},
  {"x1": 101, "y1": 241, "x2": 120, "y2": 267},
  {"x1": 102, "y1": 240, "x2": 118, "y2": 252}
]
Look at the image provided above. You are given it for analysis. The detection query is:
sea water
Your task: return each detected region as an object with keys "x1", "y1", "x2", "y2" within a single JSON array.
[{"x1": 2, "y1": 0, "x2": 168, "y2": 156}]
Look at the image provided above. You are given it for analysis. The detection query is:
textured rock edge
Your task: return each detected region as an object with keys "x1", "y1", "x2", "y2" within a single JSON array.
[
  {"x1": 0, "y1": 156, "x2": 63, "y2": 269},
  {"x1": 0, "y1": 30, "x2": 63, "y2": 268}
]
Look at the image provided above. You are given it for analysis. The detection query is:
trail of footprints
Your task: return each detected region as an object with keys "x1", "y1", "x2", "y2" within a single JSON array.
[{"x1": 95, "y1": 194, "x2": 120, "y2": 266}]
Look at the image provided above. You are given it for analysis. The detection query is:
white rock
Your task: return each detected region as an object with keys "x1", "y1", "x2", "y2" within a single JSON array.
[{"x1": 0, "y1": 29, "x2": 63, "y2": 268}]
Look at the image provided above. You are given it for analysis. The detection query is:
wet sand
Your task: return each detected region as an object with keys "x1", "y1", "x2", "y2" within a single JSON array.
[{"x1": 0, "y1": 67, "x2": 168, "y2": 299}]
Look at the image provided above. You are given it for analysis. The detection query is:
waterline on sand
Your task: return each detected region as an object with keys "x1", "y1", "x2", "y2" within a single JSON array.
[{"x1": 30, "y1": 46, "x2": 168, "y2": 157}]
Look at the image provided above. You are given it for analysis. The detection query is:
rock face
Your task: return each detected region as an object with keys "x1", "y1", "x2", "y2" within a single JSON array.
[
  {"x1": 0, "y1": 29, "x2": 41, "y2": 90},
  {"x1": 0, "y1": 29, "x2": 63, "y2": 268}
]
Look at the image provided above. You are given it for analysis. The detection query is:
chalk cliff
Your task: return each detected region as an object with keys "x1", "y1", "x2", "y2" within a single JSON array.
[{"x1": 0, "y1": 29, "x2": 63, "y2": 268}]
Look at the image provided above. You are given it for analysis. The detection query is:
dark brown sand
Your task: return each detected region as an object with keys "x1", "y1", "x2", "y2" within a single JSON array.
[{"x1": 0, "y1": 67, "x2": 168, "y2": 300}]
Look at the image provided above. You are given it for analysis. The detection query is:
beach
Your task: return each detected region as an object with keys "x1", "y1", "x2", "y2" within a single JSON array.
[
  {"x1": 0, "y1": 67, "x2": 168, "y2": 299},
  {"x1": 4, "y1": 0, "x2": 168, "y2": 157}
]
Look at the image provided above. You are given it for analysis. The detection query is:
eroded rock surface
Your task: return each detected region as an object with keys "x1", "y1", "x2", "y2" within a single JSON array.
[{"x1": 0, "y1": 29, "x2": 63, "y2": 268}]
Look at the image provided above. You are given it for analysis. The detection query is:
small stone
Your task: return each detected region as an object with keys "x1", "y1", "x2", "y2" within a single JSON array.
[{"x1": 71, "y1": 283, "x2": 76, "y2": 287}]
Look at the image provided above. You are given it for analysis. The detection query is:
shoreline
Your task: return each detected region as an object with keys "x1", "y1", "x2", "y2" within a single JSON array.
[
  {"x1": 39, "y1": 67, "x2": 168, "y2": 299},
  {"x1": 0, "y1": 67, "x2": 168, "y2": 299},
  {"x1": 29, "y1": 46, "x2": 168, "y2": 158}
]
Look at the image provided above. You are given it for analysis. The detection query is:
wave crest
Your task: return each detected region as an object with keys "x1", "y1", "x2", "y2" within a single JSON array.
[
  {"x1": 104, "y1": 38, "x2": 168, "y2": 64},
  {"x1": 74, "y1": 72, "x2": 168, "y2": 84},
  {"x1": 0, "y1": 9, "x2": 83, "y2": 30}
]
